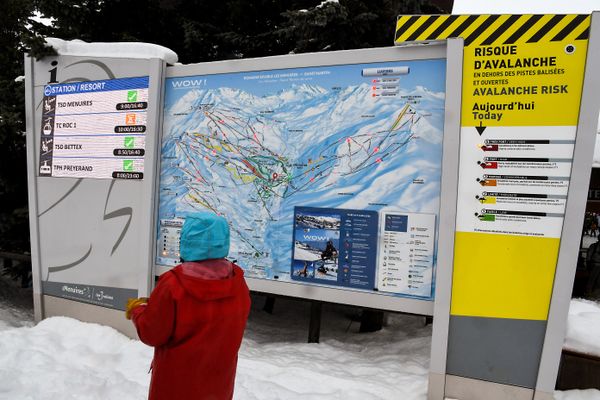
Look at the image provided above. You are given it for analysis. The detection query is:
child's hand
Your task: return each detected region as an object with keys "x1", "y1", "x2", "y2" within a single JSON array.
[{"x1": 125, "y1": 297, "x2": 149, "y2": 320}]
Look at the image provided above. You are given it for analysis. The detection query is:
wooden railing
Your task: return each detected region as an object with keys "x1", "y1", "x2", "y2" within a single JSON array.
[{"x1": 556, "y1": 349, "x2": 600, "y2": 390}]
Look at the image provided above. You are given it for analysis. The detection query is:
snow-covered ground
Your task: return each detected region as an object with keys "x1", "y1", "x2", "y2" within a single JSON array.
[
  {"x1": 564, "y1": 298, "x2": 600, "y2": 357},
  {"x1": 0, "y1": 279, "x2": 599, "y2": 399}
]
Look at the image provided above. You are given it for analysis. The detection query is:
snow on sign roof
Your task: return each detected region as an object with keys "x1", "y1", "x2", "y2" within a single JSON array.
[{"x1": 45, "y1": 37, "x2": 178, "y2": 64}]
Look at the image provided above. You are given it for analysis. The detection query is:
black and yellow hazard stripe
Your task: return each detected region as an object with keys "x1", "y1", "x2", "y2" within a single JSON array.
[{"x1": 395, "y1": 14, "x2": 590, "y2": 46}]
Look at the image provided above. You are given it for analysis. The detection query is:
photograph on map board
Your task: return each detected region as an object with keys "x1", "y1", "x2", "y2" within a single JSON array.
[
  {"x1": 292, "y1": 209, "x2": 340, "y2": 282},
  {"x1": 292, "y1": 260, "x2": 316, "y2": 280},
  {"x1": 156, "y1": 57, "x2": 446, "y2": 299}
]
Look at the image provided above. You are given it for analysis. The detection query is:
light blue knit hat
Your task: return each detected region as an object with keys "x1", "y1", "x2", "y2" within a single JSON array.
[{"x1": 180, "y1": 212, "x2": 230, "y2": 261}]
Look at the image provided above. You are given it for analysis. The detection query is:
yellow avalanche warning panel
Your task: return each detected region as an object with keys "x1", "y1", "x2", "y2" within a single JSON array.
[
  {"x1": 395, "y1": 14, "x2": 590, "y2": 127},
  {"x1": 396, "y1": 14, "x2": 590, "y2": 320}
]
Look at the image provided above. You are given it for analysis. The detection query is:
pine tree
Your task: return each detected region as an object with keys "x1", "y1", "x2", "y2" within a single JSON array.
[
  {"x1": 2, "y1": 0, "x2": 448, "y2": 286},
  {"x1": 279, "y1": 0, "x2": 446, "y2": 54},
  {"x1": 0, "y1": 0, "x2": 53, "y2": 285}
]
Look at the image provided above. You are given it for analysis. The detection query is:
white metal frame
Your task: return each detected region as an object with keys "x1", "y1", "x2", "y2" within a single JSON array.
[{"x1": 155, "y1": 43, "x2": 464, "y2": 315}]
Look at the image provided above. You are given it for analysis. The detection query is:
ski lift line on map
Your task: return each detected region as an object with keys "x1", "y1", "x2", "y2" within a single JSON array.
[
  {"x1": 372, "y1": 105, "x2": 413, "y2": 151},
  {"x1": 179, "y1": 143, "x2": 212, "y2": 182},
  {"x1": 184, "y1": 134, "x2": 251, "y2": 175},
  {"x1": 205, "y1": 114, "x2": 280, "y2": 161},
  {"x1": 210, "y1": 111, "x2": 281, "y2": 160},
  {"x1": 209, "y1": 109, "x2": 281, "y2": 158},
  {"x1": 193, "y1": 134, "x2": 290, "y2": 187},
  {"x1": 180, "y1": 166, "x2": 204, "y2": 183},
  {"x1": 206, "y1": 104, "x2": 415, "y2": 179},
  {"x1": 183, "y1": 182, "x2": 266, "y2": 255},
  {"x1": 390, "y1": 104, "x2": 412, "y2": 131},
  {"x1": 286, "y1": 156, "x2": 338, "y2": 182},
  {"x1": 192, "y1": 127, "x2": 404, "y2": 185},
  {"x1": 283, "y1": 164, "x2": 336, "y2": 197},
  {"x1": 184, "y1": 133, "x2": 289, "y2": 191},
  {"x1": 251, "y1": 181, "x2": 277, "y2": 219},
  {"x1": 241, "y1": 159, "x2": 267, "y2": 180},
  {"x1": 179, "y1": 189, "x2": 266, "y2": 256},
  {"x1": 186, "y1": 193, "x2": 213, "y2": 210},
  {"x1": 342, "y1": 136, "x2": 415, "y2": 176},
  {"x1": 176, "y1": 141, "x2": 207, "y2": 180},
  {"x1": 187, "y1": 133, "x2": 244, "y2": 158},
  {"x1": 351, "y1": 127, "x2": 414, "y2": 172},
  {"x1": 173, "y1": 101, "x2": 425, "y2": 207},
  {"x1": 231, "y1": 225, "x2": 266, "y2": 256}
]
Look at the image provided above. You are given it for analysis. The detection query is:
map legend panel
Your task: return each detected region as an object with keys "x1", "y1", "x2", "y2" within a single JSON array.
[
  {"x1": 39, "y1": 76, "x2": 149, "y2": 180},
  {"x1": 377, "y1": 212, "x2": 436, "y2": 297},
  {"x1": 157, "y1": 219, "x2": 184, "y2": 265}
]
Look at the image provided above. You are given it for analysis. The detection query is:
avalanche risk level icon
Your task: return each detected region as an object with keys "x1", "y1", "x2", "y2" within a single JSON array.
[
  {"x1": 478, "y1": 160, "x2": 497, "y2": 169},
  {"x1": 475, "y1": 212, "x2": 495, "y2": 222},
  {"x1": 477, "y1": 178, "x2": 497, "y2": 187},
  {"x1": 476, "y1": 194, "x2": 496, "y2": 204},
  {"x1": 478, "y1": 143, "x2": 498, "y2": 152}
]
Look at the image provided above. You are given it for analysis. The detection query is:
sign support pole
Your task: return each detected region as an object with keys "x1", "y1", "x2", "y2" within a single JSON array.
[
  {"x1": 24, "y1": 54, "x2": 44, "y2": 322},
  {"x1": 534, "y1": 11, "x2": 600, "y2": 400}
]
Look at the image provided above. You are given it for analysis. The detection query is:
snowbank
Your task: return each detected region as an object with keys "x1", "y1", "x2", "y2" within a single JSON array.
[
  {"x1": 235, "y1": 301, "x2": 431, "y2": 399},
  {"x1": 45, "y1": 38, "x2": 178, "y2": 64},
  {"x1": 556, "y1": 389, "x2": 600, "y2": 400},
  {"x1": 564, "y1": 298, "x2": 600, "y2": 357},
  {"x1": 0, "y1": 316, "x2": 152, "y2": 399},
  {"x1": 0, "y1": 299, "x2": 431, "y2": 400},
  {"x1": 0, "y1": 297, "x2": 599, "y2": 399}
]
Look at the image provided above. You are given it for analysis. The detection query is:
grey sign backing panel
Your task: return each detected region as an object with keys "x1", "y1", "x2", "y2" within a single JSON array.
[
  {"x1": 446, "y1": 315, "x2": 547, "y2": 389},
  {"x1": 158, "y1": 43, "x2": 463, "y2": 315},
  {"x1": 26, "y1": 55, "x2": 165, "y2": 313},
  {"x1": 534, "y1": 12, "x2": 600, "y2": 399}
]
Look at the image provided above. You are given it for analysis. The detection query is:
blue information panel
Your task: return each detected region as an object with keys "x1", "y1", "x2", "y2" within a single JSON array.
[
  {"x1": 156, "y1": 58, "x2": 446, "y2": 299},
  {"x1": 385, "y1": 214, "x2": 408, "y2": 232},
  {"x1": 39, "y1": 76, "x2": 149, "y2": 180},
  {"x1": 292, "y1": 207, "x2": 378, "y2": 290}
]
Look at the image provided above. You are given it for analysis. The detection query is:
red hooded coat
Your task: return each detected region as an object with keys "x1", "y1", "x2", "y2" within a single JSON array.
[{"x1": 131, "y1": 260, "x2": 250, "y2": 400}]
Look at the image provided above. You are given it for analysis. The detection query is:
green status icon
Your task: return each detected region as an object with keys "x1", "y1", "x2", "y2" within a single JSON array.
[
  {"x1": 123, "y1": 160, "x2": 134, "y2": 171},
  {"x1": 127, "y1": 90, "x2": 138, "y2": 102},
  {"x1": 124, "y1": 137, "x2": 135, "y2": 148}
]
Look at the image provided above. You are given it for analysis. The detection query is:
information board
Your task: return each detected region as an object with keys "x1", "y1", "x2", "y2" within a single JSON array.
[
  {"x1": 156, "y1": 56, "x2": 448, "y2": 300},
  {"x1": 39, "y1": 76, "x2": 149, "y2": 179},
  {"x1": 395, "y1": 13, "x2": 600, "y2": 398}
]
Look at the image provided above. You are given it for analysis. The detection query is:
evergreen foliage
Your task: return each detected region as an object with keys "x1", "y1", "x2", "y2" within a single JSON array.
[{"x1": 1, "y1": 0, "x2": 448, "y2": 282}]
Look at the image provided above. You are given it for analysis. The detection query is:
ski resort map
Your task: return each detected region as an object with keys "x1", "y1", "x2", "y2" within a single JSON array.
[{"x1": 157, "y1": 59, "x2": 446, "y2": 299}]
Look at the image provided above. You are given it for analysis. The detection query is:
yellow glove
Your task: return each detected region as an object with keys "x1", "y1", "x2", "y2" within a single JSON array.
[{"x1": 125, "y1": 297, "x2": 149, "y2": 320}]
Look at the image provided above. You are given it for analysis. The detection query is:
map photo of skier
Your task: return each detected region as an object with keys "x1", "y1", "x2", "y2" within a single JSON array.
[
  {"x1": 293, "y1": 210, "x2": 340, "y2": 282},
  {"x1": 292, "y1": 260, "x2": 316, "y2": 279}
]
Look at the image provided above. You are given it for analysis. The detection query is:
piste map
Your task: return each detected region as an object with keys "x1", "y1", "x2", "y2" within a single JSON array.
[{"x1": 157, "y1": 59, "x2": 446, "y2": 290}]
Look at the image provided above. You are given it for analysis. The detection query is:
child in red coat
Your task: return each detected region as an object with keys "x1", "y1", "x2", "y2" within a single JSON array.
[{"x1": 127, "y1": 212, "x2": 251, "y2": 400}]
